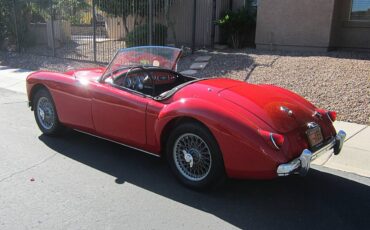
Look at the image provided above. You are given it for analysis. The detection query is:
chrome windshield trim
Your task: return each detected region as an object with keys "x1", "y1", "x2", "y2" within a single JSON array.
[
  {"x1": 100, "y1": 46, "x2": 182, "y2": 82},
  {"x1": 99, "y1": 49, "x2": 120, "y2": 82}
]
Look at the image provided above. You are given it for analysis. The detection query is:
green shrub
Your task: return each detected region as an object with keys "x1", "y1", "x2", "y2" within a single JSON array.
[
  {"x1": 216, "y1": 7, "x2": 256, "y2": 48},
  {"x1": 126, "y1": 23, "x2": 167, "y2": 47}
]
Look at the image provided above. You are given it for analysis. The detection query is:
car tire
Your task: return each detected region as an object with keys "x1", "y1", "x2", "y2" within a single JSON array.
[
  {"x1": 33, "y1": 88, "x2": 65, "y2": 136},
  {"x1": 166, "y1": 122, "x2": 225, "y2": 189}
]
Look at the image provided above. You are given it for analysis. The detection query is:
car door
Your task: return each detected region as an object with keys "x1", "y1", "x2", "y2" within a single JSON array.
[
  {"x1": 90, "y1": 82, "x2": 148, "y2": 148},
  {"x1": 50, "y1": 76, "x2": 95, "y2": 132}
]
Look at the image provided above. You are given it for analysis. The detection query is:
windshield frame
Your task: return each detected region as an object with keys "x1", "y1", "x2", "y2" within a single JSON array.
[{"x1": 99, "y1": 46, "x2": 182, "y2": 83}]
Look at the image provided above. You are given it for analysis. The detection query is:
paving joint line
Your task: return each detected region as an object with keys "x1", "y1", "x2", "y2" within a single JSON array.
[
  {"x1": 344, "y1": 126, "x2": 368, "y2": 143},
  {"x1": 0, "y1": 153, "x2": 58, "y2": 183},
  {"x1": 0, "y1": 142, "x2": 76, "y2": 183}
]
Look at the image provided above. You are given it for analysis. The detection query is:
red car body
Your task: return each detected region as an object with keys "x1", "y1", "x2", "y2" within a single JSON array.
[{"x1": 26, "y1": 47, "x2": 345, "y2": 181}]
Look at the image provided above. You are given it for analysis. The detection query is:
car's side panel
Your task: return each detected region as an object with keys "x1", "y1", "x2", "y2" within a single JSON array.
[{"x1": 90, "y1": 82, "x2": 148, "y2": 148}]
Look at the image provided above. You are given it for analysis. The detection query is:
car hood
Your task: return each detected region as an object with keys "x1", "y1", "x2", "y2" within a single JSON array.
[
  {"x1": 64, "y1": 67, "x2": 106, "y2": 81},
  {"x1": 218, "y1": 83, "x2": 316, "y2": 133}
]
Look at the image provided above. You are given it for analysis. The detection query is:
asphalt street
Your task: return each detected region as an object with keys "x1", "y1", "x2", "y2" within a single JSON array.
[{"x1": 0, "y1": 87, "x2": 369, "y2": 230}]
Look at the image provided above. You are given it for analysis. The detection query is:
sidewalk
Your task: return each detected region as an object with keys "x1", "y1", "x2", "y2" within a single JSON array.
[
  {"x1": 0, "y1": 66, "x2": 33, "y2": 94},
  {"x1": 0, "y1": 65, "x2": 369, "y2": 178},
  {"x1": 321, "y1": 121, "x2": 370, "y2": 177}
]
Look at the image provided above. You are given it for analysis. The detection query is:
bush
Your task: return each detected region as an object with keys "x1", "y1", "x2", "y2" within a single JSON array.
[
  {"x1": 126, "y1": 23, "x2": 167, "y2": 47},
  {"x1": 216, "y1": 7, "x2": 256, "y2": 48}
]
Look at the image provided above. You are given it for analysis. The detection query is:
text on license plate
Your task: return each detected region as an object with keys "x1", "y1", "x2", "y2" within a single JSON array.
[{"x1": 306, "y1": 126, "x2": 324, "y2": 147}]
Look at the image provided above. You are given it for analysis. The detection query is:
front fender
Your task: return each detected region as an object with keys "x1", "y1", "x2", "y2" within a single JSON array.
[{"x1": 26, "y1": 71, "x2": 75, "y2": 101}]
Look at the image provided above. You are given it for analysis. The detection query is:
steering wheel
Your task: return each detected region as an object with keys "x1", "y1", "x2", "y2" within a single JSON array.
[{"x1": 123, "y1": 66, "x2": 155, "y2": 96}]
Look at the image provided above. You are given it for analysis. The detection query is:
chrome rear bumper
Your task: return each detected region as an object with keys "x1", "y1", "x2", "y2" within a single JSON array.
[{"x1": 277, "y1": 130, "x2": 346, "y2": 176}]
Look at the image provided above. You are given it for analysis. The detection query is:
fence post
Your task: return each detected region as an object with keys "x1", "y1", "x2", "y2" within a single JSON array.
[
  {"x1": 191, "y1": 0, "x2": 197, "y2": 54},
  {"x1": 92, "y1": 0, "x2": 97, "y2": 62},
  {"x1": 148, "y1": 0, "x2": 153, "y2": 45},
  {"x1": 12, "y1": 0, "x2": 20, "y2": 52},
  {"x1": 49, "y1": 0, "x2": 56, "y2": 57},
  {"x1": 210, "y1": 0, "x2": 216, "y2": 48}
]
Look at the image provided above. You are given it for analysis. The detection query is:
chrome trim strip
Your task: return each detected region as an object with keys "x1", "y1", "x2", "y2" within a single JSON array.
[
  {"x1": 270, "y1": 133, "x2": 280, "y2": 150},
  {"x1": 327, "y1": 112, "x2": 334, "y2": 123},
  {"x1": 74, "y1": 129, "x2": 160, "y2": 158}
]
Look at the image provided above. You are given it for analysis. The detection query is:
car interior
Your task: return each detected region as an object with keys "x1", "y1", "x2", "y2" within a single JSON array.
[{"x1": 111, "y1": 67, "x2": 196, "y2": 98}]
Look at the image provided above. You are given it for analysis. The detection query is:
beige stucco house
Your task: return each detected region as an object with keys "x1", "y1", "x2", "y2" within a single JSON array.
[{"x1": 255, "y1": 0, "x2": 370, "y2": 51}]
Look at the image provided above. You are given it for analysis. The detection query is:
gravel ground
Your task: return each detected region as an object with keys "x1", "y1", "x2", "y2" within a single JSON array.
[
  {"x1": 1, "y1": 49, "x2": 369, "y2": 124},
  {"x1": 245, "y1": 50, "x2": 370, "y2": 125}
]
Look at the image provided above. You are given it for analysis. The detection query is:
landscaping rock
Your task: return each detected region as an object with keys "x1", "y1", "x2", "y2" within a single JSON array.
[
  {"x1": 180, "y1": 70, "x2": 198, "y2": 75},
  {"x1": 194, "y1": 56, "x2": 212, "y2": 62},
  {"x1": 190, "y1": 62, "x2": 208, "y2": 70}
]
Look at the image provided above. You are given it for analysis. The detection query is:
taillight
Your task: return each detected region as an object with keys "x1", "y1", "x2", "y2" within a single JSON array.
[
  {"x1": 258, "y1": 130, "x2": 285, "y2": 150},
  {"x1": 327, "y1": 111, "x2": 337, "y2": 122}
]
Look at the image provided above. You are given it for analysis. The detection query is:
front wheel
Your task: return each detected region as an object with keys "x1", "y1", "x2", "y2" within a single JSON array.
[
  {"x1": 166, "y1": 122, "x2": 225, "y2": 189},
  {"x1": 33, "y1": 88, "x2": 65, "y2": 136}
]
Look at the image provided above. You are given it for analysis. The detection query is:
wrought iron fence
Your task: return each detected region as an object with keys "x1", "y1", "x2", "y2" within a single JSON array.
[{"x1": 9, "y1": 0, "x2": 233, "y2": 63}]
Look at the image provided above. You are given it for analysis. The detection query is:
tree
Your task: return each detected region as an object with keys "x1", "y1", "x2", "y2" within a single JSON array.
[
  {"x1": 0, "y1": 0, "x2": 12, "y2": 46},
  {"x1": 0, "y1": 0, "x2": 89, "y2": 50},
  {"x1": 33, "y1": 0, "x2": 89, "y2": 22}
]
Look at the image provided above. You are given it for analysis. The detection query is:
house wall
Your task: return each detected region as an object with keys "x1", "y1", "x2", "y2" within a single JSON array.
[
  {"x1": 255, "y1": 0, "x2": 336, "y2": 51},
  {"x1": 330, "y1": 0, "x2": 370, "y2": 50}
]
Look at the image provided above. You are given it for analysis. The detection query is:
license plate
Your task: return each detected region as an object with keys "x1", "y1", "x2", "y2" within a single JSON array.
[{"x1": 306, "y1": 126, "x2": 324, "y2": 148}]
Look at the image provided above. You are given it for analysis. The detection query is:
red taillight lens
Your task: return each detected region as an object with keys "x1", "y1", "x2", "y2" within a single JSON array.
[
  {"x1": 327, "y1": 111, "x2": 337, "y2": 122},
  {"x1": 258, "y1": 130, "x2": 285, "y2": 150}
]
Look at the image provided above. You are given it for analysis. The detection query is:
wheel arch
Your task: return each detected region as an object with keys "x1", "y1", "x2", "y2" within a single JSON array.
[
  {"x1": 29, "y1": 83, "x2": 49, "y2": 110},
  {"x1": 159, "y1": 116, "x2": 220, "y2": 158}
]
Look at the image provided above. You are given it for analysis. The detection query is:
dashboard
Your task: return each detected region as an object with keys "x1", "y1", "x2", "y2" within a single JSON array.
[{"x1": 115, "y1": 70, "x2": 179, "y2": 92}]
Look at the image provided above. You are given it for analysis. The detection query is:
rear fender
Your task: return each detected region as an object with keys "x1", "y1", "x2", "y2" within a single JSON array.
[
  {"x1": 155, "y1": 98, "x2": 256, "y2": 143},
  {"x1": 154, "y1": 98, "x2": 287, "y2": 177}
]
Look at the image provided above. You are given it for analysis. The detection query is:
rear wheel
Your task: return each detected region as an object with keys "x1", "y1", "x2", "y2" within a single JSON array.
[
  {"x1": 33, "y1": 88, "x2": 64, "y2": 136},
  {"x1": 166, "y1": 122, "x2": 225, "y2": 189}
]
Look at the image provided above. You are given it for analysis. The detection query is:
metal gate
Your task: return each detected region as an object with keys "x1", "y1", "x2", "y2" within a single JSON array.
[{"x1": 11, "y1": 0, "x2": 231, "y2": 63}]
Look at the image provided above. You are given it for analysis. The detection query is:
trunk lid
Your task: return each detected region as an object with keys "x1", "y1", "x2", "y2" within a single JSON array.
[{"x1": 219, "y1": 83, "x2": 316, "y2": 133}]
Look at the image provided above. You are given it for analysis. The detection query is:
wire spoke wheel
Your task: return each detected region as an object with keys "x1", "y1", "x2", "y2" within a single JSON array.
[
  {"x1": 173, "y1": 133, "x2": 212, "y2": 182},
  {"x1": 36, "y1": 96, "x2": 55, "y2": 130}
]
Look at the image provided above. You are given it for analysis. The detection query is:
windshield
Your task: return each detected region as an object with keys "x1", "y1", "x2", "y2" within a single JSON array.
[{"x1": 102, "y1": 46, "x2": 182, "y2": 80}]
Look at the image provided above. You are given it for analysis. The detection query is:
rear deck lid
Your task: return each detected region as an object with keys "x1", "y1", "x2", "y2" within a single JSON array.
[{"x1": 219, "y1": 84, "x2": 316, "y2": 133}]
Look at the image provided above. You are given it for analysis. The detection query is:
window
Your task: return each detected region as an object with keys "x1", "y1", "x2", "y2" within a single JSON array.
[{"x1": 350, "y1": 0, "x2": 370, "y2": 21}]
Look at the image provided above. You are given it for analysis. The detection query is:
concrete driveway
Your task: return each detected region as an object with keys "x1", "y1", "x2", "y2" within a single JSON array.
[{"x1": 0, "y1": 66, "x2": 369, "y2": 229}]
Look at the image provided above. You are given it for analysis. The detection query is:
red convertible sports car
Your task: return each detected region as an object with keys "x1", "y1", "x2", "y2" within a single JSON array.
[{"x1": 26, "y1": 46, "x2": 346, "y2": 189}]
